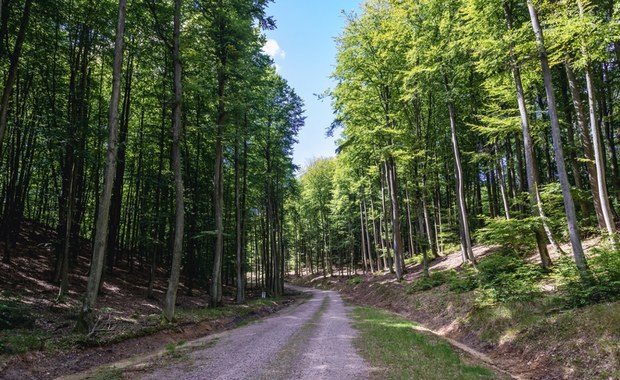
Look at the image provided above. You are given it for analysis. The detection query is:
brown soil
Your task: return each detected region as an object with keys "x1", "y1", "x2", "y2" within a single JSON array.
[
  {"x1": 291, "y1": 240, "x2": 620, "y2": 380},
  {"x1": 0, "y1": 220, "x2": 298, "y2": 379}
]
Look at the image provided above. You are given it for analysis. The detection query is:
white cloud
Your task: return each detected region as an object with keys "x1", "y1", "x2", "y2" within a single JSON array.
[{"x1": 262, "y1": 39, "x2": 286, "y2": 59}]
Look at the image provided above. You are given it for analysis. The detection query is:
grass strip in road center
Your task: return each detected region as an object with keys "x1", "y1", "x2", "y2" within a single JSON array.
[
  {"x1": 351, "y1": 306, "x2": 506, "y2": 380},
  {"x1": 257, "y1": 294, "x2": 330, "y2": 379}
]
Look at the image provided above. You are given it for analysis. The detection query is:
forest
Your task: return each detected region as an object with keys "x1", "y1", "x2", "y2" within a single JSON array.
[
  {"x1": 1, "y1": 0, "x2": 620, "y2": 378},
  {"x1": 295, "y1": 0, "x2": 620, "y2": 297},
  {"x1": 0, "y1": 0, "x2": 303, "y2": 330}
]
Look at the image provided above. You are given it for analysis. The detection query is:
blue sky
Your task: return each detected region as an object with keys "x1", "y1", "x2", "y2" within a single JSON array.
[{"x1": 263, "y1": 0, "x2": 362, "y2": 171}]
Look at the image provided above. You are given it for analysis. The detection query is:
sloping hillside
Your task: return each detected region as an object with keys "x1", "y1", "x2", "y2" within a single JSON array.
[{"x1": 293, "y1": 240, "x2": 620, "y2": 380}]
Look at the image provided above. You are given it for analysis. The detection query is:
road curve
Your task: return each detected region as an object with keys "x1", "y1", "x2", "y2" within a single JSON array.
[{"x1": 142, "y1": 286, "x2": 369, "y2": 380}]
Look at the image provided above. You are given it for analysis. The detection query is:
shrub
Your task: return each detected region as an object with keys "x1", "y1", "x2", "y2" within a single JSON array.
[
  {"x1": 538, "y1": 183, "x2": 570, "y2": 241},
  {"x1": 554, "y1": 247, "x2": 620, "y2": 307},
  {"x1": 406, "y1": 271, "x2": 453, "y2": 293},
  {"x1": 447, "y1": 268, "x2": 478, "y2": 293},
  {"x1": 346, "y1": 276, "x2": 363, "y2": 285},
  {"x1": 405, "y1": 255, "x2": 423, "y2": 266},
  {"x1": 474, "y1": 253, "x2": 544, "y2": 305}
]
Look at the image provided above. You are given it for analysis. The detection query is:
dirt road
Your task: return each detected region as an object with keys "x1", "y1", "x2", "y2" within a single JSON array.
[{"x1": 141, "y1": 286, "x2": 369, "y2": 380}]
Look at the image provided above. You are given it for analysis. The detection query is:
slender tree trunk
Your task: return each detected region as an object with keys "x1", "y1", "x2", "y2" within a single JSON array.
[
  {"x1": 416, "y1": 197, "x2": 430, "y2": 277},
  {"x1": 495, "y1": 145, "x2": 511, "y2": 220},
  {"x1": 0, "y1": 0, "x2": 32, "y2": 159},
  {"x1": 369, "y1": 189, "x2": 382, "y2": 271},
  {"x1": 359, "y1": 199, "x2": 368, "y2": 272},
  {"x1": 527, "y1": 1, "x2": 587, "y2": 274},
  {"x1": 362, "y1": 195, "x2": 375, "y2": 273},
  {"x1": 576, "y1": 1, "x2": 616, "y2": 242},
  {"x1": 106, "y1": 53, "x2": 134, "y2": 273},
  {"x1": 386, "y1": 156, "x2": 404, "y2": 280},
  {"x1": 405, "y1": 187, "x2": 416, "y2": 258},
  {"x1": 443, "y1": 75, "x2": 475, "y2": 266},
  {"x1": 379, "y1": 170, "x2": 390, "y2": 271},
  {"x1": 164, "y1": 0, "x2": 186, "y2": 321},
  {"x1": 210, "y1": 4, "x2": 227, "y2": 306},
  {"x1": 600, "y1": 65, "x2": 620, "y2": 203},
  {"x1": 565, "y1": 62, "x2": 605, "y2": 227},
  {"x1": 76, "y1": 0, "x2": 127, "y2": 331},
  {"x1": 560, "y1": 67, "x2": 590, "y2": 218},
  {"x1": 57, "y1": 164, "x2": 74, "y2": 301},
  {"x1": 236, "y1": 124, "x2": 248, "y2": 303},
  {"x1": 503, "y1": 2, "x2": 553, "y2": 268}
]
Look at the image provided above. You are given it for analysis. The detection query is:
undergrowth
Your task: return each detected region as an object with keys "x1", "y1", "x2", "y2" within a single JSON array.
[
  {"x1": 553, "y1": 247, "x2": 620, "y2": 307},
  {"x1": 406, "y1": 241, "x2": 620, "y2": 309}
]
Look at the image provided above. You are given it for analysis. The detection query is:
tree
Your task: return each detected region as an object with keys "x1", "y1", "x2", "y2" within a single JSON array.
[
  {"x1": 0, "y1": 0, "x2": 32, "y2": 162},
  {"x1": 76, "y1": 0, "x2": 127, "y2": 331},
  {"x1": 526, "y1": 0, "x2": 587, "y2": 276},
  {"x1": 163, "y1": 0, "x2": 185, "y2": 321}
]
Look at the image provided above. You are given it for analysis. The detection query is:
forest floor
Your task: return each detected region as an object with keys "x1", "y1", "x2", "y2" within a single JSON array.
[
  {"x1": 291, "y1": 238, "x2": 620, "y2": 380},
  {"x1": 0, "y1": 220, "x2": 302, "y2": 379}
]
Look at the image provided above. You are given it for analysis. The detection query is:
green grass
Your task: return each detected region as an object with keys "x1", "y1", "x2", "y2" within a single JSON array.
[
  {"x1": 351, "y1": 306, "x2": 502, "y2": 380},
  {"x1": 0, "y1": 329, "x2": 49, "y2": 354}
]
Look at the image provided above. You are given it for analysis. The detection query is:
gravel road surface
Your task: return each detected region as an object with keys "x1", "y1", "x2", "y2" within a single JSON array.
[{"x1": 142, "y1": 286, "x2": 369, "y2": 380}]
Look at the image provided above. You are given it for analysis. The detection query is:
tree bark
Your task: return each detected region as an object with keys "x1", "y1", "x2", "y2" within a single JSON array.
[
  {"x1": 527, "y1": 1, "x2": 587, "y2": 274},
  {"x1": 576, "y1": 1, "x2": 616, "y2": 242},
  {"x1": 503, "y1": 1, "x2": 553, "y2": 268},
  {"x1": 386, "y1": 156, "x2": 404, "y2": 280},
  {"x1": 76, "y1": 0, "x2": 127, "y2": 331},
  {"x1": 495, "y1": 145, "x2": 511, "y2": 220},
  {"x1": 0, "y1": 0, "x2": 32, "y2": 159},
  {"x1": 443, "y1": 75, "x2": 475, "y2": 266},
  {"x1": 164, "y1": 0, "x2": 186, "y2": 321},
  {"x1": 564, "y1": 62, "x2": 605, "y2": 227}
]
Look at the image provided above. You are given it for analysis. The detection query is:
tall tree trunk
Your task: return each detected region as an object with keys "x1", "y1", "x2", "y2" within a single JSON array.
[
  {"x1": 236, "y1": 123, "x2": 248, "y2": 303},
  {"x1": 527, "y1": 1, "x2": 587, "y2": 274},
  {"x1": 210, "y1": 1, "x2": 227, "y2": 307},
  {"x1": 106, "y1": 53, "x2": 134, "y2": 273},
  {"x1": 443, "y1": 75, "x2": 475, "y2": 266},
  {"x1": 164, "y1": 0, "x2": 185, "y2": 321},
  {"x1": 405, "y1": 187, "x2": 416, "y2": 258},
  {"x1": 576, "y1": 1, "x2": 616, "y2": 242},
  {"x1": 0, "y1": 0, "x2": 32, "y2": 159},
  {"x1": 565, "y1": 62, "x2": 605, "y2": 227},
  {"x1": 359, "y1": 198, "x2": 369, "y2": 273},
  {"x1": 560, "y1": 66, "x2": 590, "y2": 218},
  {"x1": 76, "y1": 0, "x2": 127, "y2": 331},
  {"x1": 386, "y1": 156, "x2": 404, "y2": 280},
  {"x1": 495, "y1": 145, "x2": 511, "y2": 220},
  {"x1": 503, "y1": 2, "x2": 553, "y2": 268},
  {"x1": 362, "y1": 195, "x2": 375, "y2": 273}
]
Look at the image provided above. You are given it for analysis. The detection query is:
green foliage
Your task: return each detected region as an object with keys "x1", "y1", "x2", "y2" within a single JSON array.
[
  {"x1": 405, "y1": 255, "x2": 424, "y2": 266},
  {"x1": 346, "y1": 276, "x2": 363, "y2": 285},
  {"x1": 0, "y1": 298, "x2": 35, "y2": 330},
  {"x1": 554, "y1": 247, "x2": 620, "y2": 307},
  {"x1": 475, "y1": 217, "x2": 540, "y2": 254},
  {"x1": 0, "y1": 330, "x2": 48, "y2": 354},
  {"x1": 538, "y1": 183, "x2": 570, "y2": 241},
  {"x1": 407, "y1": 253, "x2": 544, "y2": 305},
  {"x1": 447, "y1": 268, "x2": 478, "y2": 293},
  {"x1": 406, "y1": 269, "x2": 478, "y2": 293},
  {"x1": 406, "y1": 271, "x2": 453, "y2": 293},
  {"x1": 474, "y1": 254, "x2": 544, "y2": 306}
]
